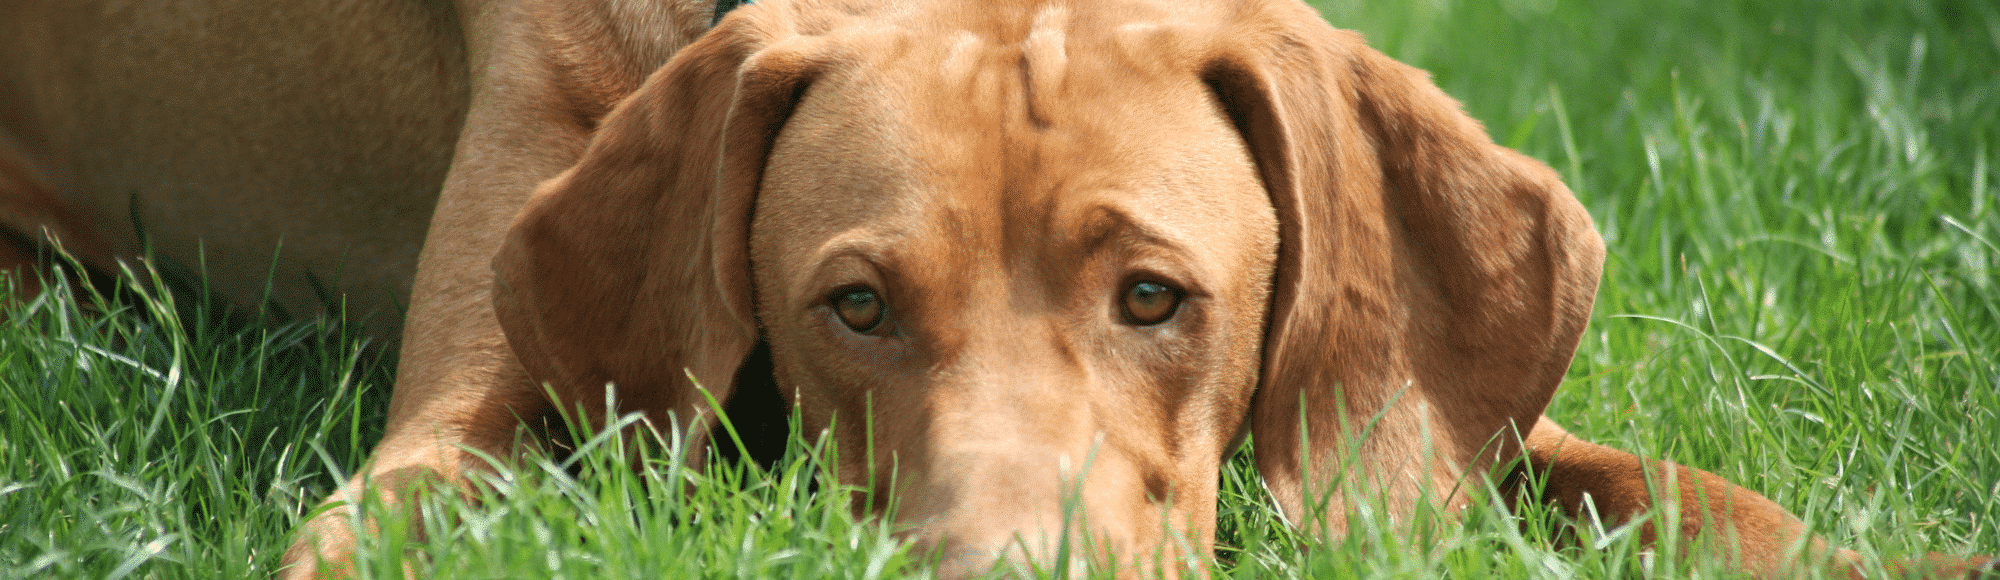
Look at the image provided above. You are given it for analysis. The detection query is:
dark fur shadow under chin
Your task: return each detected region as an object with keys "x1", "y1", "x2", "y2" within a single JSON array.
[
  {"x1": 537, "y1": 341, "x2": 790, "y2": 481},
  {"x1": 713, "y1": 340, "x2": 792, "y2": 470}
]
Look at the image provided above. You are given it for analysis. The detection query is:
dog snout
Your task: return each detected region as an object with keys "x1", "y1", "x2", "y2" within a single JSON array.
[{"x1": 889, "y1": 423, "x2": 1189, "y2": 578}]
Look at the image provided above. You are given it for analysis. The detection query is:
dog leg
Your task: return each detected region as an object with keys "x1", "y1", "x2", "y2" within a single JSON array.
[
  {"x1": 1521, "y1": 416, "x2": 1994, "y2": 579},
  {"x1": 1, "y1": 132, "x2": 58, "y2": 301},
  {"x1": 0, "y1": 132, "x2": 110, "y2": 303},
  {"x1": 277, "y1": 8, "x2": 592, "y2": 576},
  {"x1": 279, "y1": 356, "x2": 548, "y2": 580},
  {"x1": 0, "y1": 227, "x2": 39, "y2": 299}
]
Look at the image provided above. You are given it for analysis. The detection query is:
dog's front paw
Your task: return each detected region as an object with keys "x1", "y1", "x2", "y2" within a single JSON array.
[
  {"x1": 1882, "y1": 554, "x2": 2000, "y2": 580},
  {"x1": 278, "y1": 513, "x2": 360, "y2": 580},
  {"x1": 1967, "y1": 555, "x2": 1999, "y2": 580}
]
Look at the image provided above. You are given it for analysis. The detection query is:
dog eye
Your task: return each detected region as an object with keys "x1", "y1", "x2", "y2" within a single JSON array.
[
  {"x1": 1122, "y1": 281, "x2": 1181, "y2": 325},
  {"x1": 831, "y1": 288, "x2": 886, "y2": 333}
]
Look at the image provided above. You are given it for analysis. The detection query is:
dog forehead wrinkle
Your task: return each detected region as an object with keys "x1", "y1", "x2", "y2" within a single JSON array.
[
  {"x1": 1017, "y1": 4, "x2": 1069, "y2": 130},
  {"x1": 940, "y1": 30, "x2": 981, "y2": 77}
]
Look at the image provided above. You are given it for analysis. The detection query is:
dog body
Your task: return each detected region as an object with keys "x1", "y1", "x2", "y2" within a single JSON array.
[
  {"x1": 2, "y1": 0, "x2": 1989, "y2": 578},
  {"x1": 0, "y1": 0, "x2": 471, "y2": 330},
  {"x1": 3, "y1": 0, "x2": 714, "y2": 572}
]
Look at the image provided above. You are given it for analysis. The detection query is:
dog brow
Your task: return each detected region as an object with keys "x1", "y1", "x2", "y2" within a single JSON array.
[{"x1": 1074, "y1": 204, "x2": 1174, "y2": 257}]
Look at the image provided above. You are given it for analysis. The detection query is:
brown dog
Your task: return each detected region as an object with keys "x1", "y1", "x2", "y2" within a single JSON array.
[{"x1": 1, "y1": 0, "x2": 1989, "y2": 578}]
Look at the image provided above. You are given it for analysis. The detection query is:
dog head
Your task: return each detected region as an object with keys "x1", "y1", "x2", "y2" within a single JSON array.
[{"x1": 493, "y1": 0, "x2": 1602, "y2": 575}]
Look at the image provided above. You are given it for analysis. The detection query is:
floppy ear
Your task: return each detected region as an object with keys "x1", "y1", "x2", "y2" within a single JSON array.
[
  {"x1": 1204, "y1": 4, "x2": 1605, "y2": 533},
  {"x1": 491, "y1": 7, "x2": 822, "y2": 437}
]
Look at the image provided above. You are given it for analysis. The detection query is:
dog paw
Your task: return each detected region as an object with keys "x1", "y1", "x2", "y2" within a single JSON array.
[{"x1": 1967, "y1": 556, "x2": 2000, "y2": 580}]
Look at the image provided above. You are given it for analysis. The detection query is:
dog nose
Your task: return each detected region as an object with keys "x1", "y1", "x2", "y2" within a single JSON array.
[
  {"x1": 919, "y1": 536, "x2": 1039, "y2": 579},
  {"x1": 925, "y1": 540, "x2": 1002, "y2": 579},
  {"x1": 886, "y1": 443, "x2": 1184, "y2": 579},
  {"x1": 903, "y1": 516, "x2": 1105, "y2": 580}
]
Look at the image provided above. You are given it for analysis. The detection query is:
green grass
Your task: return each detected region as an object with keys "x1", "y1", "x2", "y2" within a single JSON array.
[{"x1": 4, "y1": 0, "x2": 1996, "y2": 577}]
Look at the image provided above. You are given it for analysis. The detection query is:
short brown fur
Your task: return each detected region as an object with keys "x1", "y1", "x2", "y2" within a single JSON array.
[{"x1": 1, "y1": 0, "x2": 1989, "y2": 578}]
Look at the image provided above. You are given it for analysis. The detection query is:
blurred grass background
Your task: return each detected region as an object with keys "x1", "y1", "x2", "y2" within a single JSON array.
[{"x1": 3, "y1": 0, "x2": 1995, "y2": 577}]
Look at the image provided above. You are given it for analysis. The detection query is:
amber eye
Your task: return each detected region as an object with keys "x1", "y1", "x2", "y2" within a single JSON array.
[
  {"x1": 1122, "y1": 281, "x2": 1181, "y2": 325},
  {"x1": 831, "y1": 288, "x2": 886, "y2": 333}
]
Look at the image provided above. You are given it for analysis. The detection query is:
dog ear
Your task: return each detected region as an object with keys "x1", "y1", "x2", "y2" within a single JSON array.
[
  {"x1": 491, "y1": 6, "x2": 823, "y2": 437},
  {"x1": 1204, "y1": 4, "x2": 1604, "y2": 533}
]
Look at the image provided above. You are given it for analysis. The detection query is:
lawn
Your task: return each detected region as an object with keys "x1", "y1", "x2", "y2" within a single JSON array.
[{"x1": 3, "y1": 0, "x2": 1995, "y2": 578}]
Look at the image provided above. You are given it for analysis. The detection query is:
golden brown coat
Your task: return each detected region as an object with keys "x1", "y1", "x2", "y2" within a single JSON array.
[{"x1": 1, "y1": 0, "x2": 1988, "y2": 578}]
